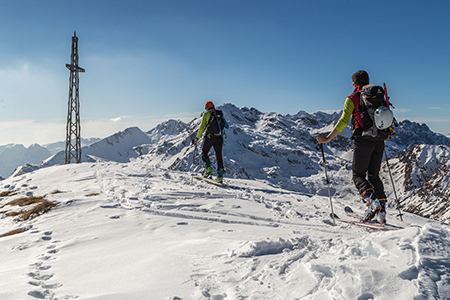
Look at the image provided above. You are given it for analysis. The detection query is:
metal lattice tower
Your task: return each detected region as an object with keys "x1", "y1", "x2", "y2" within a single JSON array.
[{"x1": 65, "y1": 31, "x2": 85, "y2": 164}]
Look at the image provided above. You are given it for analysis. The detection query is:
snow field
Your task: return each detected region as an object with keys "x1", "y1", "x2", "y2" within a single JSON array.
[{"x1": 0, "y1": 158, "x2": 449, "y2": 299}]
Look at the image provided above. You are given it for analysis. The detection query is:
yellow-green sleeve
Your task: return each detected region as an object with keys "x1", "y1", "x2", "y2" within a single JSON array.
[
  {"x1": 334, "y1": 97, "x2": 355, "y2": 132},
  {"x1": 196, "y1": 112, "x2": 211, "y2": 138}
]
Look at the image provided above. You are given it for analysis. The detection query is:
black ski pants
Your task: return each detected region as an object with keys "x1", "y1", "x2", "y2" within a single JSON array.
[
  {"x1": 352, "y1": 138, "x2": 387, "y2": 200},
  {"x1": 202, "y1": 136, "x2": 224, "y2": 170}
]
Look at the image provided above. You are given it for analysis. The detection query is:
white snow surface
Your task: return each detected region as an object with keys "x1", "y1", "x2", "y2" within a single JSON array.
[{"x1": 1, "y1": 157, "x2": 449, "y2": 300}]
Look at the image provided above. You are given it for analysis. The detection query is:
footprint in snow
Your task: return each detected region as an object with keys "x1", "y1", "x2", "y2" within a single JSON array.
[
  {"x1": 27, "y1": 290, "x2": 48, "y2": 299},
  {"x1": 357, "y1": 293, "x2": 375, "y2": 300},
  {"x1": 26, "y1": 230, "x2": 72, "y2": 299},
  {"x1": 42, "y1": 231, "x2": 52, "y2": 241},
  {"x1": 28, "y1": 271, "x2": 53, "y2": 281}
]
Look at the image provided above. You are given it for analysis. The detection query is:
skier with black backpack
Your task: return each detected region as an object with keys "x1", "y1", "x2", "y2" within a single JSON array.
[
  {"x1": 317, "y1": 70, "x2": 395, "y2": 223},
  {"x1": 192, "y1": 101, "x2": 229, "y2": 183}
]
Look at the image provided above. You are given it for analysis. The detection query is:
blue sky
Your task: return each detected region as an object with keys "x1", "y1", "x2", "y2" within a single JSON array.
[{"x1": 0, "y1": 0, "x2": 449, "y2": 146}]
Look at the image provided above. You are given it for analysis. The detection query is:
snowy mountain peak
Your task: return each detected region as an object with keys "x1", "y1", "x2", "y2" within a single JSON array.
[
  {"x1": 146, "y1": 119, "x2": 189, "y2": 144},
  {"x1": 390, "y1": 120, "x2": 450, "y2": 147}
]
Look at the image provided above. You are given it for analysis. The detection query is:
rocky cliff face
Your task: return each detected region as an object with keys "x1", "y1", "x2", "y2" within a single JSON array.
[{"x1": 383, "y1": 144, "x2": 450, "y2": 223}]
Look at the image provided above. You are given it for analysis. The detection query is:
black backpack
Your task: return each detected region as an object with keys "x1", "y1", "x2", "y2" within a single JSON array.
[
  {"x1": 205, "y1": 109, "x2": 226, "y2": 137},
  {"x1": 352, "y1": 85, "x2": 393, "y2": 141}
]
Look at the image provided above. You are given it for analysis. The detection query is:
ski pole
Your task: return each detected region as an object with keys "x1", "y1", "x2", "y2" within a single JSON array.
[
  {"x1": 190, "y1": 141, "x2": 198, "y2": 176},
  {"x1": 190, "y1": 135, "x2": 203, "y2": 176},
  {"x1": 383, "y1": 149, "x2": 404, "y2": 221},
  {"x1": 318, "y1": 143, "x2": 336, "y2": 226}
]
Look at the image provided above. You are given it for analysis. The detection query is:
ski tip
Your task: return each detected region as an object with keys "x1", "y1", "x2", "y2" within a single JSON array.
[{"x1": 193, "y1": 175, "x2": 226, "y2": 187}]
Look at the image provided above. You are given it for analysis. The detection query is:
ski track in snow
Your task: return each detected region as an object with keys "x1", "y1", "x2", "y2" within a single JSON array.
[
  {"x1": 1, "y1": 160, "x2": 450, "y2": 299},
  {"x1": 94, "y1": 161, "x2": 326, "y2": 230}
]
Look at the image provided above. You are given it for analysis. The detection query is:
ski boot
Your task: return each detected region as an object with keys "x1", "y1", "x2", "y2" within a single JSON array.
[
  {"x1": 215, "y1": 168, "x2": 225, "y2": 183},
  {"x1": 376, "y1": 199, "x2": 387, "y2": 224},
  {"x1": 361, "y1": 189, "x2": 381, "y2": 221},
  {"x1": 203, "y1": 160, "x2": 212, "y2": 178}
]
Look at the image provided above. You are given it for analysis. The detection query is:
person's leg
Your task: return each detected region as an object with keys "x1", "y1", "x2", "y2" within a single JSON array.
[
  {"x1": 368, "y1": 141, "x2": 387, "y2": 200},
  {"x1": 353, "y1": 138, "x2": 382, "y2": 221},
  {"x1": 212, "y1": 138, "x2": 224, "y2": 170},
  {"x1": 212, "y1": 138, "x2": 225, "y2": 182},
  {"x1": 201, "y1": 138, "x2": 214, "y2": 177},
  {"x1": 376, "y1": 199, "x2": 387, "y2": 223},
  {"x1": 367, "y1": 141, "x2": 388, "y2": 223},
  {"x1": 352, "y1": 138, "x2": 374, "y2": 195}
]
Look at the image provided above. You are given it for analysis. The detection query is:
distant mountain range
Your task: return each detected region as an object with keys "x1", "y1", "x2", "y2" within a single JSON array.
[
  {"x1": 4, "y1": 103, "x2": 450, "y2": 223},
  {"x1": 0, "y1": 138, "x2": 101, "y2": 179}
]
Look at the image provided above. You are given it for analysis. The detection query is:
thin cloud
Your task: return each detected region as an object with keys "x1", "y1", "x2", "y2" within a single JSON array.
[
  {"x1": 0, "y1": 120, "x2": 34, "y2": 130},
  {"x1": 407, "y1": 117, "x2": 450, "y2": 123},
  {"x1": 394, "y1": 108, "x2": 410, "y2": 113},
  {"x1": 0, "y1": 120, "x2": 65, "y2": 146}
]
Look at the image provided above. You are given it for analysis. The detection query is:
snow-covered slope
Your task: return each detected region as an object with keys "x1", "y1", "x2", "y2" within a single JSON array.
[{"x1": 1, "y1": 158, "x2": 449, "y2": 299}]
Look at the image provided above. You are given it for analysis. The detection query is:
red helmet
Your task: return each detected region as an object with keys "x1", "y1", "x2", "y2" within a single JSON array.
[{"x1": 205, "y1": 101, "x2": 214, "y2": 110}]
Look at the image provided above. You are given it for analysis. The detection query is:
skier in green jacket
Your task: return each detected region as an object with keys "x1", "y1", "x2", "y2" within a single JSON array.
[{"x1": 193, "y1": 101, "x2": 229, "y2": 183}]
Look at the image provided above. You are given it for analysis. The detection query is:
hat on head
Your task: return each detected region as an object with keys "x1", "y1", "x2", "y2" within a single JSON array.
[{"x1": 205, "y1": 101, "x2": 214, "y2": 110}]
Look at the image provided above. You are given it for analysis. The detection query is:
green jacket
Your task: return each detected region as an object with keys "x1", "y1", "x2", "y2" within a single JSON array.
[
  {"x1": 196, "y1": 111, "x2": 213, "y2": 139},
  {"x1": 334, "y1": 97, "x2": 355, "y2": 133}
]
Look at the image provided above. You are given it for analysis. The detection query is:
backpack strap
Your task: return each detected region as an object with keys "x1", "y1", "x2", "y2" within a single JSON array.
[
  {"x1": 213, "y1": 110, "x2": 222, "y2": 134},
  {"x1": 348, "y1": 85, "x2": 367, "y2": 129},
  {"x1": 348, "y1": 92, "x2": 363, "y2": 129}
]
